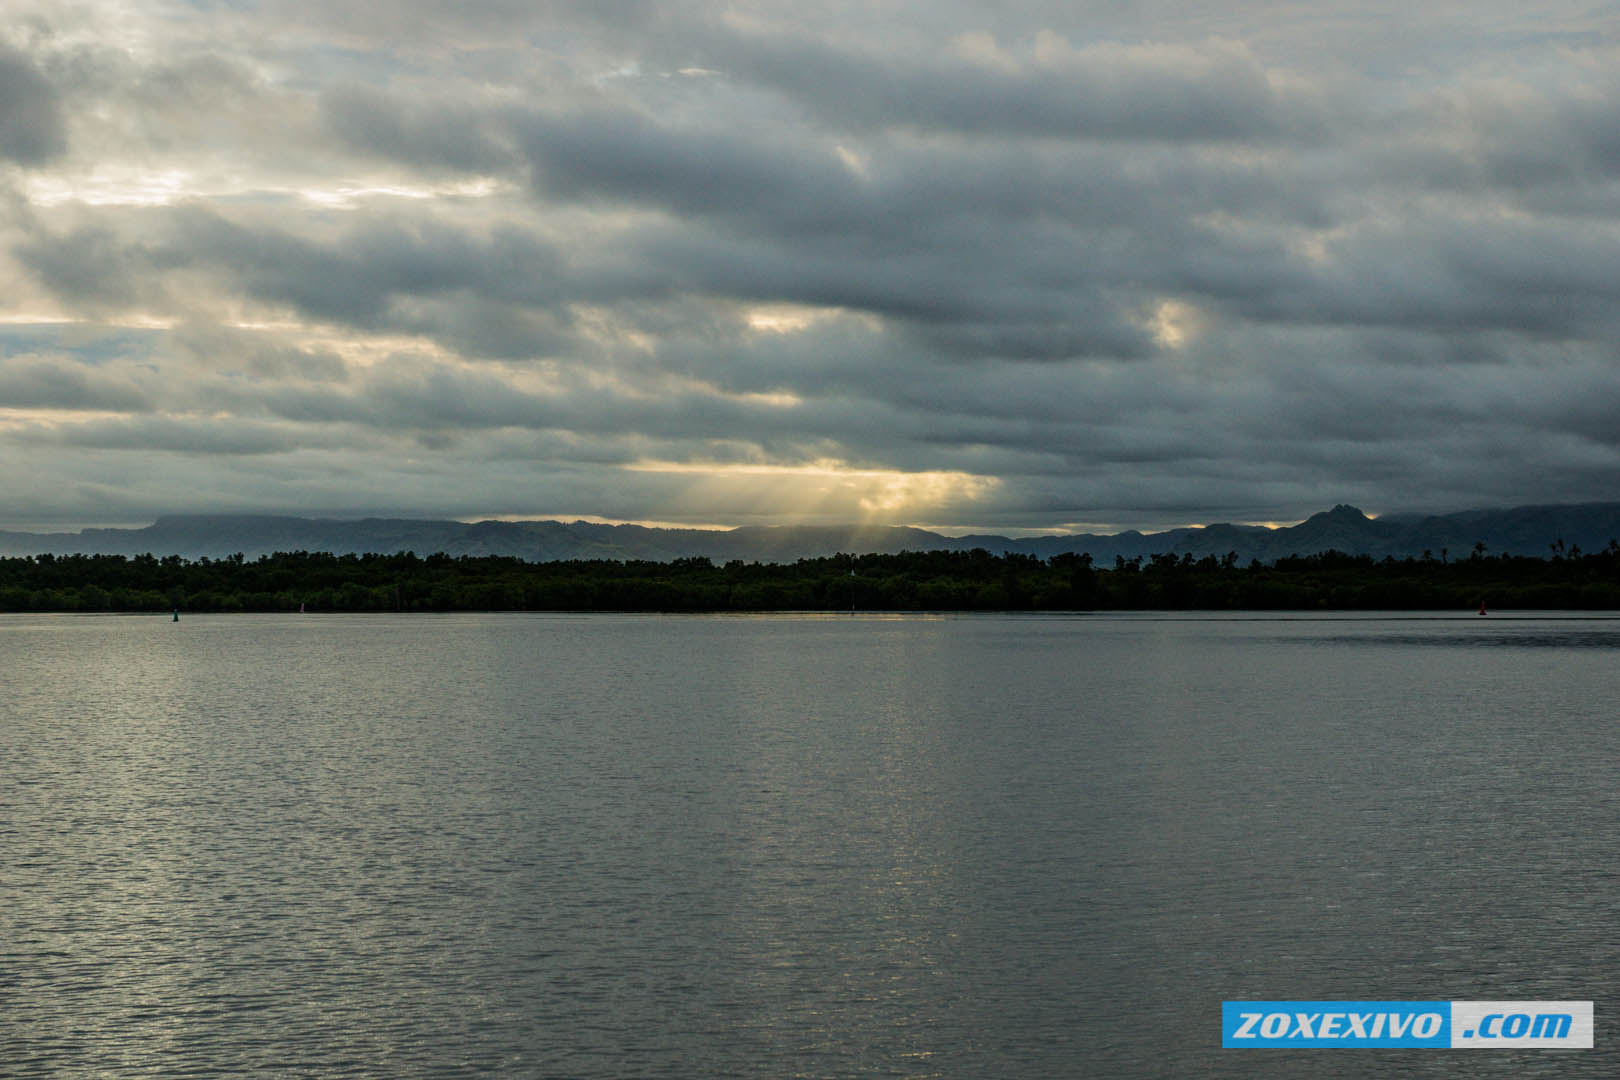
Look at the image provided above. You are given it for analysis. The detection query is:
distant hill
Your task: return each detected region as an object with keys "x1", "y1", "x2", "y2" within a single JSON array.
[{"x1": 3, "y1": 503, "x2": 1620, "y2": 564}]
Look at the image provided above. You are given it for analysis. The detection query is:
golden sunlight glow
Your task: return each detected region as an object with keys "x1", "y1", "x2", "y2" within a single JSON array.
[
  {"x1": 742, "y1": 302, "x2": 860, "y2": 335},
  {"x1": 298, "y1": 178, "x2": 505, "y2": 208},
  {"x1": 277, "y1": 331, "x2": 462, "y2": 371},
  {"x1": 730, "y1": 390, "x2": 802, "y2": 408},
  {"x1": 663, "y1": 372, "x2": 802, "y2": 408},
  {"x1": 25, "y1": 170, "x2": 505, "y2": 209},
  {"x1": 0, "y1": 407, "x2": 131, "y2": 427},
  {"x1": 744, "y1": 307, "x2": 813, "y2": 334},
  {"x1": 1148, "y1": 299, "x2": 1204, "y2": 350},
  {"x1": 121, "y1": 314, "x2": 176, "y2": 330},
  {"x1": 0, "y1": 314, "x2": 79, "y2": 326},
  {"x1": 623, "y1": 458, "x2": 1000, "y2": 520},
  {"x1": 18, "y1": 312, "x2": 176, "y2": 330},
  {"x1": 835, "y1": 145, "x2": 870, "y2": 180},
  {"x1": 224, "y1": 318, "x2": 309, "y2": 332},
  {"x1": 25, "y1": 168, "x2": 197, "y2": 207},
  {"x1": 466, "y1": 513, "x2": 735, "y2": 531},
  {"x1": 855, "y1": 469, "x2": 997, "y2": 514}
]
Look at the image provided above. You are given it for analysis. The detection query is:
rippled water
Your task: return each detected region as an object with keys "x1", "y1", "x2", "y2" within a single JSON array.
[{"x1": 3, "y1": 612, "x2": 1616, "y2": 1077}]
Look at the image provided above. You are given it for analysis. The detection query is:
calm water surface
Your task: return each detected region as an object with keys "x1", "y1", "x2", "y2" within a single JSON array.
[{"x1": 3, "y1": 612, "x2": 1616, "y2": 1077}]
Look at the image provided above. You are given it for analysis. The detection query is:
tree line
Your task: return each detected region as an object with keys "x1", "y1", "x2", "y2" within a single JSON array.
[{"x1": 3, "y1": 543, "x2": 1620, "y2": 613}]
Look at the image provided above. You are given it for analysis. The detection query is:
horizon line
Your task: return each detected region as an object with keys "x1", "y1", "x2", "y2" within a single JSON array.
[{"x1": 0, "y1": 505, "x2": 1409, "y2": 540}]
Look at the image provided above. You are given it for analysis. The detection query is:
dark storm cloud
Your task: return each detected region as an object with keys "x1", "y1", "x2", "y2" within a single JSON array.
[
  {"x1": 0, "y1": 43, "x2": 65, "y2": 163},
  {"x1": 508, "y1": 100, "x2": 1329, "y2": 236},
  {"x1": 0, "y1": 356, "x2": 152, "y2": 411},
  {"x1": 292, "y1": 32, "x2": 1616, "y2": 370},
  {"x1": 305, "y1": 83, "x2": 1345, "y2": 369},
  {"x1": 168, "y1": 323, "x2": 350, "y2": 383},
  {"x1": 16, "y1": 207, "x2": 578, "y2": 356},
  {"x1": 1387, "y1": 76, "x2": 1620, "y2": 195},
  {"x1": 164, "y1": 208, "x2": 563, "y2": 327},
  {"x1": 19, "y1": 415, "x2": 319, "y2": 455},
  {"x1": 1213, "y1": 215, "x2": 1620, "y2": 338},
  {"x1": 621, "y1": 222, "x2": 1153, "y2": 353},
  {"x1": 513, "y1": 106, "x2": 855, "y2": 220},
  {"x1": 320, "y1": 84, "x2": 516, "y2": 174},
  {"x1": 693, "y1": 27, "x2": 1329, "y2": 142},
  {"x1": 4, "y1": 1, "x2": 1619, "y2": 530},
  {"x1": 15, "y1": 225, "x2": 164, "y2": 309}
]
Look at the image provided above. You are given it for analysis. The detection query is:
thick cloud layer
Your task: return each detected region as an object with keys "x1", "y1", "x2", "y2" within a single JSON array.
[{"x1": 1, "y1": 1, "x2": 1617, "y2": 531}]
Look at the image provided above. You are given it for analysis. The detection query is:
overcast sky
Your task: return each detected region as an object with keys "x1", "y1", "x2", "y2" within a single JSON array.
[{"x1": 2, "y1": 1, "x2": 1617, "y2": 533}]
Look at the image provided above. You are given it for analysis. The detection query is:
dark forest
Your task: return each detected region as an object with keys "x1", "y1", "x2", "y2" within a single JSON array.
[{"x1": 5, "y1": 543, "x2": 1620, "y2": 613}]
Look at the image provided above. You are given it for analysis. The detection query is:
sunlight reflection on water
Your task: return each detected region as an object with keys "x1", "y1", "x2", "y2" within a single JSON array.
[{"x1": 3, "y1": 612, "x2": 1616, "y2": 1077}]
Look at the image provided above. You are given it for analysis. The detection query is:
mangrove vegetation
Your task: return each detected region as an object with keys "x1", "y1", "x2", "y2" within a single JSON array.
[{"x1": 3, "y1": 543, "x2": 1620, "y2": 613}]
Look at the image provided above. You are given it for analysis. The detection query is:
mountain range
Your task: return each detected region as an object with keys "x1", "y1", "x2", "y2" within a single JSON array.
[{"x1": 4, "y1": 502, "x2": 1620, "y2": 565}]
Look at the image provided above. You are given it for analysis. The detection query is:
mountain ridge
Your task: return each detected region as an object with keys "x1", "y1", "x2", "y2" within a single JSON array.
[{"x1": 3, "y1": 502, "x2": 1620, "y2": 564}]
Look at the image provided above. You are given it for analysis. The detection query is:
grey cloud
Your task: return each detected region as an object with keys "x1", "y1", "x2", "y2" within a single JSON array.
[
  {"x1": 359, "y1": 362, "x2": 565, "y2": 430},
  {"x1": 321, "y1": 84, "x2": 517, "y2": 173},
  {"x1": 263, "y1": 0, "x2": 663, "y2": 50},
  {"x1": 14, "y1": 225, "x2": 169, "y2": 310},
  {"x1": 703, "y1": 29, "x2": 1329, "y2": 142},
  {"x1": 0, "y1": 356, "x2": 152, "y2": 412},
  {"x1": 17, "y1": 416, "x2": 328, "y2": 456},
  {"x1": 20, "y1": 207, "x2": 574, "y2": 347},
  {"x1": 168, "y1": 323, "x2": 350, "y2": 383},
  {"x1": 0, "y1": 44, "x2": 65, "y2": 163},
  {"x1": 116, "y1": 52, "x2": 275, "y2": 142},
  {"x1": 164, "y1": 210, "x2": 440, "y2": 327},
  {"x1": 1412, "y1": 77, "x2": 1620, "y2": 193},
  {"x1": 246, "y1": 385, "x2": 371, "y2": 426},
  {"x1": 625, "y1": 220, "x2": 1157, "y2": 358},
  {"x1": 129, "y1": 60, "x2": 1620, "y2": 366},
  {"x1": 7, "y1": 1, "x2": 1620, "y2": 532},
  {"x1": 387, "y1": 298, "x2": 578, "y2": 361},
  {"x1": 514, "y1": 106, "x2": 857, "y2": 219},
  {"x1": 352, "y1": 359, "x2": 821, "y2": 444},
  {"x1": 511, "y1": 104, "x2": 1328, "y2": 237},
  {"x1": 1222, "y1": 216, "x2": 1620, "y2": 338}
]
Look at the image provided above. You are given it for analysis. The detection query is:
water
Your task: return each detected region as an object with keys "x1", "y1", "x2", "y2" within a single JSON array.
[{"x1": 3, "y1": 611, "x2": 1616, "y2": 1077}]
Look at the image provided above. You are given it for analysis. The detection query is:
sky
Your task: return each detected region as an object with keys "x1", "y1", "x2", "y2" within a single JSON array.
[{"x1": 2, "y1": 1, "x2": 1618, "y2": 534}]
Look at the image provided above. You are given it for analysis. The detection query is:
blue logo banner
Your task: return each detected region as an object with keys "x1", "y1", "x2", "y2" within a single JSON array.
[{"x1": 1223, "y1": 1001, "x2": 1449, "y2": 1048}]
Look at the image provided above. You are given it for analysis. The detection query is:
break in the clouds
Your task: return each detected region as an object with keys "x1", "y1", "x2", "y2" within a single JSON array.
[{"x1": 1, "y1": 2, "x2": 1618, "y2": 533}]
